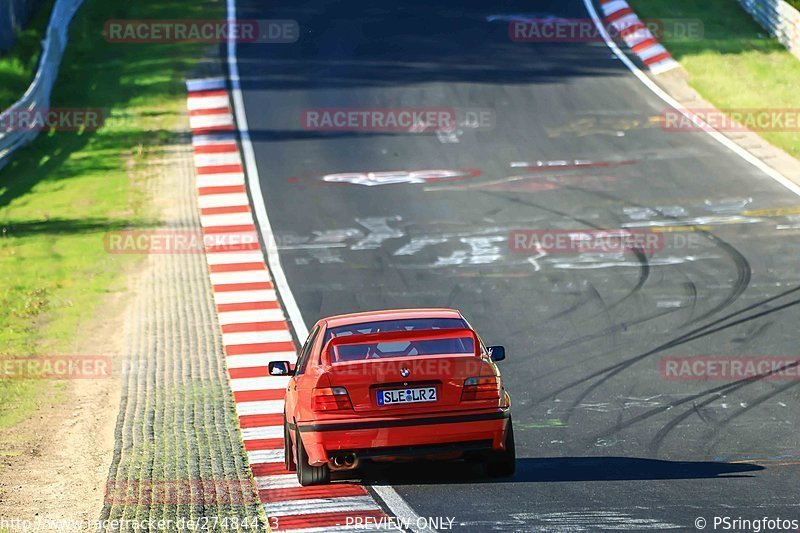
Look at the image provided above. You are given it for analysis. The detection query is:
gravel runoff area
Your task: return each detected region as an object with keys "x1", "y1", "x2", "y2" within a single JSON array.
[{"x1": 98, "y1": 133, "x2": 267, "y2": 532}]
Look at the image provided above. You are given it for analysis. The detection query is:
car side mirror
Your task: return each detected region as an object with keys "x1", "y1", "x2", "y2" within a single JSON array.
[
  {"x1": 269, "y1": 361, "x2": 294, "y2": 376},
  {"x1": 488, "y1": 345, "x2": 506, "y2": 362}
]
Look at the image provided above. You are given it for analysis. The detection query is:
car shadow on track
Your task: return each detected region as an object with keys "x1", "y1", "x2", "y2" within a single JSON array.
[{"x1": 348, "y1": 456, "x2": 764, "y2": 485}]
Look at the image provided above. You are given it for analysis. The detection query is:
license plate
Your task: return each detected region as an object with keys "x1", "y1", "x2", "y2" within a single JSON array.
[{"x1": 377, "y1": 387, "x2": 437, "y2": 406}]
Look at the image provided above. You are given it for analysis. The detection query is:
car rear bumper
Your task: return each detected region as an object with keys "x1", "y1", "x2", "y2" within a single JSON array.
[{"x1": 292, "y1": 409, "x2": 511, "y2": 465}]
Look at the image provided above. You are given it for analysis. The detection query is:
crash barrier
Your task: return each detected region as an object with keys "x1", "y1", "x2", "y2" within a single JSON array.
[
  {"x1": 0, "y1": 0, "x2": 85, "y2": 172},
  {"x1": 738, "y1": 0, "x2": 800, "y2": 59},
  {"x1": 0, "y1": 0, "x2": 43, "y2": 49}
]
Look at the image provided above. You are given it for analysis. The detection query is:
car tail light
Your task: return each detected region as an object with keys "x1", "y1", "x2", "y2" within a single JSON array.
[
  {"x1": 461, "y1": 376, "x2": 501, "y2": 401},
  {"x1": 312, "y1": 386, "x2": 352, "y2": 411}
]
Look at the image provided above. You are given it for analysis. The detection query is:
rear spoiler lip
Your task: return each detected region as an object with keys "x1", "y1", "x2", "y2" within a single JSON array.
[{"x1": 321, "y1": 328, "x2": 479, "y2": 364}]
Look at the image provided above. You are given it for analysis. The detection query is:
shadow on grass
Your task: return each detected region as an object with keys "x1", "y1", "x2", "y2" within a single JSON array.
[
  {"x1": 0, "y1": 0, "x2": 224, "y2": 212},
  {"x1": 0, "y1": 217, "x2": 144, "y2": 238}
]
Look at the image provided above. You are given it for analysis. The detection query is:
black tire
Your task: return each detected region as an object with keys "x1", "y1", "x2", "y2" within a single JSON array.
[
  {"x1": 284, "y1": 415, "x2": 296, "y2": 472},
  {"x1": 295, "y1": 427, "x2": 330, "y2": 486},
  {"x1": 486, "y1": 418, "x2": 516, "y2": 477}
]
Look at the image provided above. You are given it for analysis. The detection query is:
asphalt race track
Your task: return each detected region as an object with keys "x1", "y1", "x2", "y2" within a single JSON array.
[{"x1": 234, "y1": 0, "x2": 800, "y2": 530}]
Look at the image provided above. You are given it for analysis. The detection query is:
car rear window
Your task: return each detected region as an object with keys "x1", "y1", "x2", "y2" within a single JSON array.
[
  {"x1": 331, "y1": 336, "x2": 475, "y2": 362},
  {"x1": 323, "y1": 317, "x2": 469, "y2": 345}
]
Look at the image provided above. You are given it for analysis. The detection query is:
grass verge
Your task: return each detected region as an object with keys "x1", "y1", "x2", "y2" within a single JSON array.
[
  {"x1": 629, "y1": 0, "x2": 800, "y2": 158},
  {"x1": 0, "y1": 0, "x2": 220, "y2": 429},
  {"x1": 0, "y1": 0, "x2": 56, "y2": 110}
]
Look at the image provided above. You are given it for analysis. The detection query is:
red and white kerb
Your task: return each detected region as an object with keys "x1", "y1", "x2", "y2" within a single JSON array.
[
  {"x1": 186, "y1": 77, "x2": 396, "y2": 532},
  {"x1": 600, "y1": 0, "x2": 679, "y2": 74}
]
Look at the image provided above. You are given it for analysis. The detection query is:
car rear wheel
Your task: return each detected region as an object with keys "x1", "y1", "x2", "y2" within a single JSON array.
[
  {"x1": 486, "y1": 418, "x2": 516, "y2": 477},
  {"x1": 295, "y1": 428, "x2": 330, "y2": 486},
  {"x1": 284, "y1": 415, "x2": 296, "y2": 472}
]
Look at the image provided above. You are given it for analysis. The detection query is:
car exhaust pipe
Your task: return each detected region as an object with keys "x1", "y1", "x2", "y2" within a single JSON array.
[{"x1": 330, "y1": 454, "x2": 357, "y2": 469}]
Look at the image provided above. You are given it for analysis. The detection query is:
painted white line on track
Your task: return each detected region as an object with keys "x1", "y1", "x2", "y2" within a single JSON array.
[
  {"x1": 210, "y1": 270, "x2": 272, "y2": 285},
  {"x1": 218, "y1": 309, "x2": 285, "y2": 325},
  {"x1": 187, "y1": 95, "x2": 231, "y2": 110},
  {"x1": 193, "y1": 133, "x2": 237, "y2": 145},
  {"x1": 186, "y1": 78, "x2": 226, "y2": 91},
  {"x1": 197, "y1": 192, "x2": 250, "y2": 209},
  {"x1": 582, "y1": 0, "x2": 800, "y2": 198},
  {"x1": 247, "y1": 449, "x2": 285, "y2": 464},
  {"x1": 195, "y1": 152, "x2": 242, "y2": 167},
  {"x1": 206, "y1": 251, "x2": 264, "y2": 265},
  {"x1": 236, "y1": 399, "x2": 286, "y2": 416},
  {"x1": 264, "y1": 496, "x2": 381, "y2": 517},
  {"x1": 223, "y1": 330, "x2": 294, "y2": 346},
  {"x1": 226, "y1": 0, "x2": 436, "y2": 529},
  {"x1": 197, "y1": 172, "x2": 246, "y2": 188},
  {"x1": 212, "y1": 289, "x2": 277, "y2": 305},
  {"x1": 227, "y1": 353, "x2": 296, "y2": 369},
  {"x1": 603, "y1": 0, "x2": 628, "y2": 12},
  {"x1": 254, "y1": 474, "x2": 300, "y2": 490},
  {"x1": 230, "y1": 376, "x2": 291, "y2": 392},
  {"x1": 190, "y1": 113, "x2": 234, "y2": 130},
  {"x1": 242, "y1": 426, "x2": 284, "y2": 441}
]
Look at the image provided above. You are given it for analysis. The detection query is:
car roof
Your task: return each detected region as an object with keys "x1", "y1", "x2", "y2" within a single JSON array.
[{"x1": 323, "y1": 308, "x2": 464, "y2": 328}]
